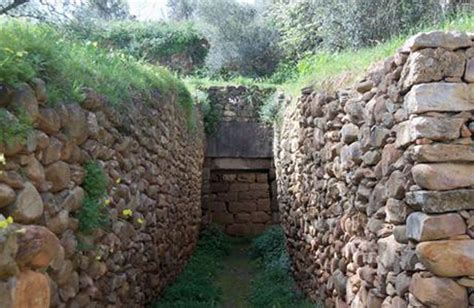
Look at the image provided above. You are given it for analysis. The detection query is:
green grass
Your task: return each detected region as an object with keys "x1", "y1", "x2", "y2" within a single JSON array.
[
  {"x1": 0, "y1": 19, "x2": 193, "y2": 114},
  {"x1": 248, "y1": 226, "x2": 317, "y2": 308},
  {"x1": 153, "y1": 225, "x2": 231, "y2": 308},
  {"x1": 283, "y1": 12, "x2": 474, "y2": 95}
]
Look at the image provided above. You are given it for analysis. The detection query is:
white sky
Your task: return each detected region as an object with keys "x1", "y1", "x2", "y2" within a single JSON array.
[{"x1": 128, "y1": 0, "x2": 256, "y2": 21}]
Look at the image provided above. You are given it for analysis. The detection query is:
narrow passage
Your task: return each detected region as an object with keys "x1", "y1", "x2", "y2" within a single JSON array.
[{"x1": 215, "y1": 240, "x2": 256, "y2": 308}]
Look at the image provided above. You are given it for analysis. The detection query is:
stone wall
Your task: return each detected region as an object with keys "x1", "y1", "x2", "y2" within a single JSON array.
[
  {"x1": 201, "y1": 85, "x2": 278, "y2": 235},
  {"x1": 208, "y1": 171, "x2": 276, "y2": 236},
  {"x1": 274, "y1": 31, "x2": 474, "y2": 307},
  {"x1": 0, "y1": 81, "x2": 204, "y2": 307}
]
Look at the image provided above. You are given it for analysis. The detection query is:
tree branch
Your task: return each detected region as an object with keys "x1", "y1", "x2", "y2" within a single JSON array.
[{"x1": 0, "y1": 0, "x2": 30, "y2": 15}]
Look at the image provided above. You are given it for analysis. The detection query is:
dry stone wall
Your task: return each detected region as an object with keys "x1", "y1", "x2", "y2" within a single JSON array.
[
  {"x1": 274, "y1": 31, "x2": 474, "y2": 308},
  {"x1": 0, "y1": 82, "x2": 204, "y2": 307}
]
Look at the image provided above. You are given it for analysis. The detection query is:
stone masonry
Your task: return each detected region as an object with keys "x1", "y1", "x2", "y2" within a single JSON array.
[
  {"x1": 209, "y1": 171, "x2": 275, "y2": 236},
  {"x1": 202, "y1": 85, "x2": 278, "y2": 235},
  {"x1": 274, "y1": 31, "x2": 474, "y2": 307},
  {"x1": 0, "y1": 82, "x2": 204, "y2": 307}
]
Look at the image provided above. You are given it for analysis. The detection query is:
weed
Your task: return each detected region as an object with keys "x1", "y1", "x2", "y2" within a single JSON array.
[
  {"x1": 77, "y1": 161, "x2": 108, "y2": 234},
  {"x1": 0, "y1": 108, "x2": 32, "y2": 145}
]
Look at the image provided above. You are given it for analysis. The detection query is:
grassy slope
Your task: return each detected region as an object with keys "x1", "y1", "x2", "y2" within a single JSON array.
[
  {"x1": 282, "y1": 13, "x2": 474, "y2": 96},
  {"x1": 0, "y1": 19, "x2": 193, "y2": 112}
]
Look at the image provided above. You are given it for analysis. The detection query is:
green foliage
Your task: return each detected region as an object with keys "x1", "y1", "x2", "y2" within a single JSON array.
[
  {"x1": 281, "y1": 12, "x2": 474, "y2": 96},
  {"x1": 77, "y1": 161, "x2": 108, "y2": 233},
  {"x1": 66, "y1": 20, "x2": 208, "y2": 73},
  {"x1": 194, "y1": 90, "x2": 220, "y2": 135},
  {"x1": 259, "y1": 92, "x2": 283, "y2": 125},
  {"x1": 154, "y1": 225, "x2": 231, "y2": 307},
  {"x1": 0, "y1": 108, "x2": 32, "y2": 145},
  {"x1": 0, "y1": 19, "x2": 194, "y2": 115},
  {"x1": 249, "y1": 226, "x2": 315, "y2": 308},
  {"x1": 195, "y1": 0, "x2": 281, "y2": 77}
]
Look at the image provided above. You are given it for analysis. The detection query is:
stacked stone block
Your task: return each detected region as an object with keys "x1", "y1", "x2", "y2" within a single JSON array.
[
  {"x1": 0, "y1": 82, "x2": 204, "y2": 307},
  {"x1": 209, "y1": 171, "x2": 274, "y2": 236},
  {"x1": 274, "y1": 31, "x2": 474, "y2": 307}
]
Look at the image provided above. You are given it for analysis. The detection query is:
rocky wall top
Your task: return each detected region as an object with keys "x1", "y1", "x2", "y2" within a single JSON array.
[
  {"x1": 274, "y1": 31, "x2": 474, "y2": 308},
  {"x1": 0, "y1": 82, "x2": 204, "y2": 307}
]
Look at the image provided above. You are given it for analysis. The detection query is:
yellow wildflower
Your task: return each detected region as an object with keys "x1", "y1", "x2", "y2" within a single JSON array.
[
  {"x1": 122, "y1": 209, "x2": 133, "y2": 217},
  {"x1": 96, "y1": 255, "x2": 101, "y2": 261},
  {"x1": 0, "y1": 216, "x2": 13, "y2": 229},
  {"x1": 0, "y1": 153, "x2": 6, "y2": 165},
  {"x1": 104, "y1": 198, "x2": 111, "y2": 206},
  {"x1": 115, "y1": 177, "x2": 121, "y2": 184},
  {"x1": 137, "y1": 218, "x2": 144, "y2": 225}
]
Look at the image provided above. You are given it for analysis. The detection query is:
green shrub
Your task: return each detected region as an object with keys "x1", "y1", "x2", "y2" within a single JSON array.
[
  {"x1": 65, "y1": 20, "x2": 208, "y2": 73},
  {"x1": 77, "y1": 161, "x2": 108, "y2": 233},
  {"x1": 154, "y1": 225, "x2": 230, "y2": 307}
]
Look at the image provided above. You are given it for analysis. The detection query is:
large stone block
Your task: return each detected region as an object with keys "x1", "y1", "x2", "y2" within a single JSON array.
[
  {"x1": 409, "y1": 273, "x2": 468, "y2": 307},
  {"x1": 402, "y1": 31, "x2": 472, "y2": 52},
  {"x1": 395, "y1": 117, "x2": 464, "y2": 147},
  {"x1": 406, "y1": 189, "x2": 474, "y2": 213},
  {"x1": 417, "y1": 240, "x2": 474, "y2": 277},
  {"x1": 16, "y1": 225, "x2": 61, "y2": 269},
  {"x1": 400, "y1": 50, "x2": 465, "y2": 91},
  {"x1": 45, "y1": 161, "x2": 71, "y2": 192},
  {"x1": 406, "y1": 212, "x2": 466, "y2": 241},
  {"x1": 411, "y1": 144, "x2": 474, "y2": 162},
  {"x1": 404, "y1": 83, "x2": 473, "y2": 114},
  {"x1": 11, "y1": 270, "x2": 51, "y2": 308},
  {"x1": 6, "y1": 182, "x2": 43, "y2": 223},
  {"x1": 412, "y1": 163, "x2": 474, "y2": 190}
]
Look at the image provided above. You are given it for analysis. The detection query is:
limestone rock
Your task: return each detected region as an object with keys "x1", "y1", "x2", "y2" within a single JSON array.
[
  {"x1": 0, "y1": 184, "x2": 16, "y2": 208},
  {"x1": 404, "y1": 83, "x2": 473, "y2": 114},
  {"x1": 385, "y1": 198, "x2": 407, "y2": 224},
  {"x1": 406, "y1": 189, "x2": 474, "y2": 213},
  {"x1": 59, "y1": 104, "x2": 89, "y2": 145},
  {"x1": 396, "y1": 117, "x2": 465, "y2": 147},
  {"x1": 11, "y1": 270, "x2": 51, "y2": 308},
  {"x1": 7, "y1": 182, "x2": 44, "y2": 223},
  {"x1": 403, "y1": 31, "x2": 472, "y2": 52},
  {"x1": 411, "y1": 144, "x2": 474, "y2": 162},
  {"x1": 412, "y1": 163, "x2": 474, "y2": 190},
  {"x1": 16, "y1": 225, "x2": 60, "y2": 269},
  {"x1": 341, "y1": 123, "x2": 359, "y2": 144},
  {"x1": 37, "y1": 108, "x2": 61, "y2": 134},
  {"x1": 417, "y1": 240, "x2": 474, "y2": 277},
  {"x1": 401, "y1": 49, "x2": 466, "y2": 91},
  {"x1": 406, "y1": 212, "x2": 466, "y2": 241},
  {"x1": 45, "y1": 161, "x2": 71, "y2": 192},
  {"x1": 409, "y1": 273, "x2": 468, "y2": 307},
  {"x1": 377, "y1": 235, "x2": 403, "y2": 270}
]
